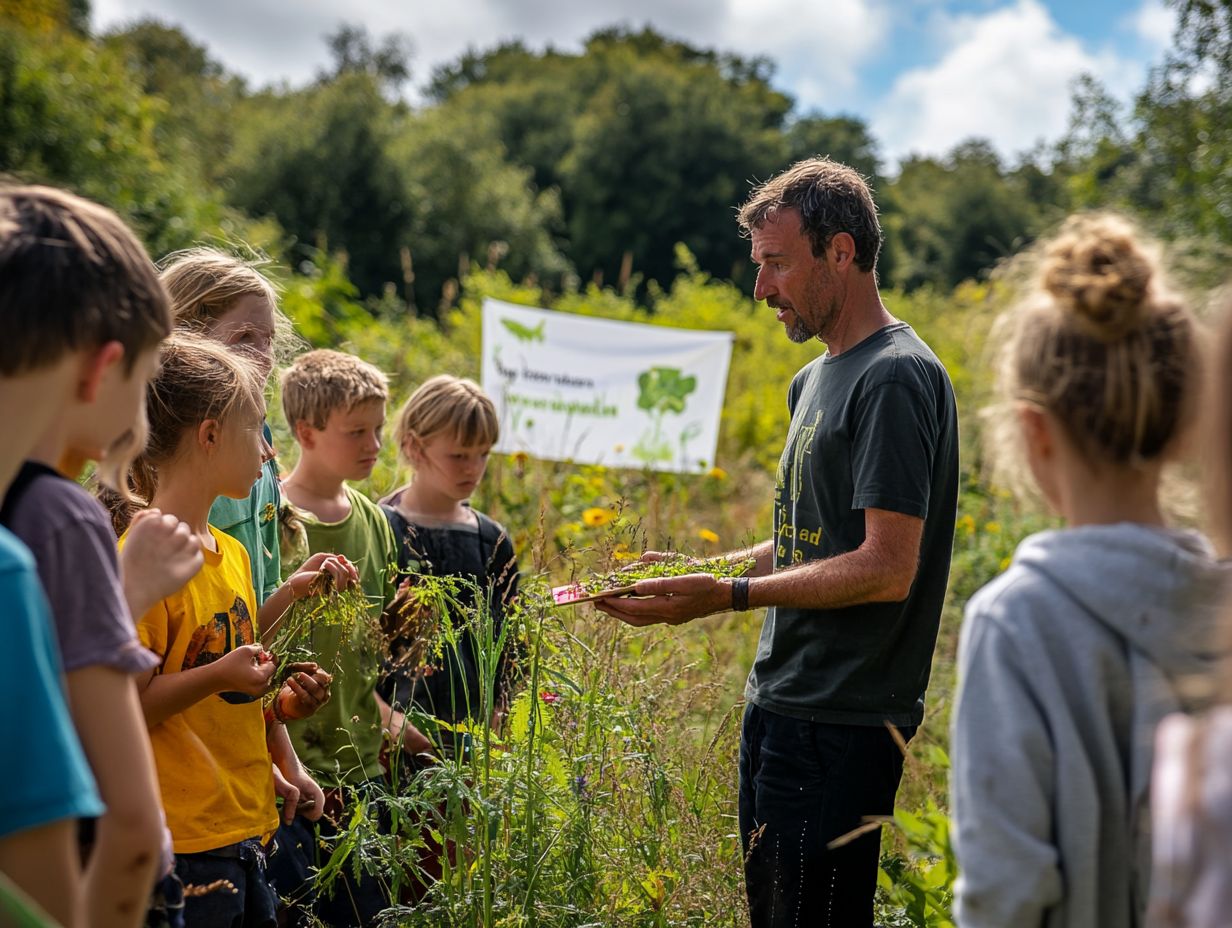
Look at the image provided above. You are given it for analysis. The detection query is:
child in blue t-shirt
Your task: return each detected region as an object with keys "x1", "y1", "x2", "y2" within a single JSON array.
[{"x1": 0, "y1": 186, "x2": 163, "y2": 925}]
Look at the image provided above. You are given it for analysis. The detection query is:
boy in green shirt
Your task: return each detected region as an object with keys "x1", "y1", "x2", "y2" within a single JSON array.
[
  {"x1": 278, "y1": 348, "x2": 398, "y2": 783},
  {"x1": 271, "y1": 349, "x2": 399, "y2": 925}
]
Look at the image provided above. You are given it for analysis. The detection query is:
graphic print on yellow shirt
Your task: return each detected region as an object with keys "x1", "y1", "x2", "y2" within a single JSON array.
[
  {"x1": 182, "y1": 595, "x2": 264, "y2": 705},
  {"x1": 122, "y1": 526, "x2": 277, "y2": 854}
]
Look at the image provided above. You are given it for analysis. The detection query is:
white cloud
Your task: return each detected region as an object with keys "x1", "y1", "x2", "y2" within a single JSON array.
[
  {"x1": 872, "y1": 0, "x2": 1160, "y2": 164},
  {"x1": 1129, "y1": 0, "x2": 1176, "y2": 56},
  {"x1": 715, "y1": 0, "x2": 891, "y2": 107},
  {"x1": 91, "y1": 0, "x2": 887, "y2": 109}
]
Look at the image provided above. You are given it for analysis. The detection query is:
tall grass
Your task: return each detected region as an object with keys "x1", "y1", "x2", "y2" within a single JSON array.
[{"x1": 268, "y1": 255, "x2": 1047, "y2": 925}]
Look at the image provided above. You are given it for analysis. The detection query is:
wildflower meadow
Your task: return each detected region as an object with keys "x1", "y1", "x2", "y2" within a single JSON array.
[{"x1": 257, "y1": 253, "x2": 1056, "y2": 927}]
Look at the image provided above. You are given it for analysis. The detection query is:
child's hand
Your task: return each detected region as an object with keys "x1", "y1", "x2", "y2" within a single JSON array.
[
  {"x1": 121, "y1": 509, "x2": 204, "y2": 615},
  {"x1": 212, "y1": 644, "x2": 276, "y2": 696},
  {"x1": 272, "y1": 763, "x2": 325, "y2": 825},
  {"x1": 285, "y1": 552, "x2": 360, "y2": 600},
  {"x1": 271, "y1": 662, "x2": 332, "y2": 721}
]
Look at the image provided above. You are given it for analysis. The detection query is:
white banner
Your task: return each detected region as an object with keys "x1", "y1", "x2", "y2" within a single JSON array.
[{"x1": 481, "y1": 299, "x2": 733, "y2": 473}]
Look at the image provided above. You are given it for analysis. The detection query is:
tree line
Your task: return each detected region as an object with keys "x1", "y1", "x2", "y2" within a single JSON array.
[{"x1": 1, "y1": 0, "x2": 1228, "y2": 314}]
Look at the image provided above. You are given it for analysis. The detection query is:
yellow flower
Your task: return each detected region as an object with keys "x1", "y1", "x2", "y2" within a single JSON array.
[
  {"x1": 697, "y1": 528, "x2": 720, "y2": 544},
  {"x1": 582, "y1": 507, "x2": 613, "y2": 527},
  {"x1": 984, "y1": 521, "x2": 1002, "y2": 535},
  {"x1": 511, "y1": 451, "x2": 529, "y2": 465},
  {"x1": 958, "y1": 514, "x2": 976, "y2": 536},
  {"x1": 612, "y1": 542, "x2": 638, "y2": 562},
  {"x1": 999, "y1": 555, "x2": 1013, "y2": 572},
  {"x1": 707, "y1": 466, "x2": 728, "y2": 481}
]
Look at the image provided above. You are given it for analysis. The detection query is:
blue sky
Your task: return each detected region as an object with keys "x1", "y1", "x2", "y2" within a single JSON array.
[{"x1": 92, "y1": 0, "x2": 1175, "y2": 167}]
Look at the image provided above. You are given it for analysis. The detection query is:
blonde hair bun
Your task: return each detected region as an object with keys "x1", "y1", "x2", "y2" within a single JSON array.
[{"x1": 1040, "y1": 214, "x2": 1154, "y2": 342}]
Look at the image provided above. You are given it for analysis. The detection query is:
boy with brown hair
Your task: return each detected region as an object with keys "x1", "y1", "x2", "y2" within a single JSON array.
[
  {"x1": 0, "y1": 185, "x2": 172, "y2": 925},
  {"x1": 273, "y1": 348, "x2": 399, "y2": 924}
]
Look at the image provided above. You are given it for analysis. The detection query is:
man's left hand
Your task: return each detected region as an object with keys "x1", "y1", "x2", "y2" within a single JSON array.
[{"x1": 594, "y1": 573, "x2": 729, "y2": 627}]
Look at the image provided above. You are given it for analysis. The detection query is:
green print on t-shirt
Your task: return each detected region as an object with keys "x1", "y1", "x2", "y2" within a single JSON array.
[
  {"x1": 776, "y1": 408, "x2": 823, "y2": 563},
  {"x1": 746, "y1": 323, "x2": 959, "y2": 727}
]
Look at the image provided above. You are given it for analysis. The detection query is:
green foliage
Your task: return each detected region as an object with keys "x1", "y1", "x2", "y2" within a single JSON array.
[
  {"x1": 574, "y1": 555, "x2": 755, "y2": 597},
  {"x1": 223, "y1": 74, "x2": 412, "y2": 297},
  {"x1": 393, "y1": 105, "x2": 570, "y2": 312},
  {"x1": 0, "y1": 25, "x2": 246, "y2": 256},
  {"x1": 883, "y1": 142, "x2": 1057, "y2": 291}
]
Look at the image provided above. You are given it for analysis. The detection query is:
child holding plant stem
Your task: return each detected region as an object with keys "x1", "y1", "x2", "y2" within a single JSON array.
[
  {"x1": 275, "y1": 348, "x2": 399, "y2": 925},
  {"x1": 110, "y1": 334, "x2": 357, "y2": 927},
  {"x1": 950, "y1": 214, "x2": 1229, "y2": 927},
  {"x1": 160, "y1": 247, "x2": 294, "y2": 604},
  {"x1": 378, "y1": 375, "x2": 520, "y2": 759},
  {"x1": 374, "y1": 375, "x2": 519, "y2": 910}
]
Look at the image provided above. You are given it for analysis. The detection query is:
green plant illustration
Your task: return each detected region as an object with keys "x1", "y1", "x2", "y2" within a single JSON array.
[
  {"x1": 633, "y1": 366, "x2": 697, "y2": 464},
  {"x1": 500, "y1": 317, "x2": 545, "y2": 343}
]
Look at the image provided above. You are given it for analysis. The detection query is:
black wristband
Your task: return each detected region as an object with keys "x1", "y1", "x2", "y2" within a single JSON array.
[{"x1": 731, "y1": 576, "x2": 751, "y2": 612}]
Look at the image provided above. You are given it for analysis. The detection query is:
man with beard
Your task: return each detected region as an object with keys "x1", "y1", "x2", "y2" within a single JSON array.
[{"x1": 598, "y1": 158, "x2": 959, "y2": 928}]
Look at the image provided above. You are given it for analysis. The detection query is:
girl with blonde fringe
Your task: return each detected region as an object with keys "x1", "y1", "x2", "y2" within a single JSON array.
[
  {"x1": 949, "y1": 214, "x2": 1230, "y2": 928},
  {"x1": 1148, "y1": 305, "x2": 1232, "y2": 927},
  {"x1": 111, "y1": 334, "x2": 357, "y2": 927},
  {"x1": 159, "y1": 247, "x2": 298, "y2": 605}
]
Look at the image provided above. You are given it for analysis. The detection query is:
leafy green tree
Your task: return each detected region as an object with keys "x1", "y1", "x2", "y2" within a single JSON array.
[
  {"x1": 428, "y1": 27, "x2": 792, "y2": 291},
  {"x1": 0, "y1": 23, "x2": 236, "y2": 255},
  {"x1": 884, "y1": 141, "x2": 1049, "y2": 289},
  {"x1": 391, "y1": 106, "x2": 570, "y2": 312},
  {"x1": 223, "y1": 73, "x2": 412, "y2": 297},
  {"x1": 559, "y1": 47, "x2": 788, "y2": 288},
  {"x1": 783, "y1": 114, "x2": 882, "y2": 184},
  {"x1": 321, "y1": 23, "x2": 413, "y2": 96}
]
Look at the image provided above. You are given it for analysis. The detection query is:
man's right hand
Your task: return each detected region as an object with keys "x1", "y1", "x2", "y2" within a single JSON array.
[{"x1": 121, "y1": 509, "x2": 204, "y2": 615}]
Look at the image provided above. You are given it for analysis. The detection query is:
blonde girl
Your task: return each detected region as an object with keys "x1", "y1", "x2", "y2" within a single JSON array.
[
  {"x1": 115, "y1": 334, "x2": 355, "y2": 927},
  {"x1": 377, "y1": 375, "x2": 520, "y2": 759},
  {"x1": 159, "y1": 247, "x2": 294, "y2": 604},
  {"x1": 950, "y1": 214, "x2": 1228, "y2": 927}
]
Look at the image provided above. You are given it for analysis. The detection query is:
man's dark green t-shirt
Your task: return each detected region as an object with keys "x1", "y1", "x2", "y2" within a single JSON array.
[{"x1": 745, "y1": 322, "x2": 959, "y2": 728}]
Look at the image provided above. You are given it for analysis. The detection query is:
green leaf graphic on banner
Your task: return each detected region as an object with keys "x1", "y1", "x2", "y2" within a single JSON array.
[
  {"x1": 634, "y1": 366, "x2": 697, "y2": 463},
  {"x1": 501, "y1": 318, "x2": 545, "y2": 343},
  {"x1": 636, "y1": 367, "x2": 696, "y2": 415}
]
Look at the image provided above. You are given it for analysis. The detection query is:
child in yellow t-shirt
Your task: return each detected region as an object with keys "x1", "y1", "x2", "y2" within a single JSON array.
[{"x1": 115, "y1": 334, "x2": 357, "y2": 926}]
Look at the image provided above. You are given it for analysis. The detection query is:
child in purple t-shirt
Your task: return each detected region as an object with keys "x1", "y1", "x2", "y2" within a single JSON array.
[{"x1": 0, "y1": 343, "x2": 201, "y2": 921}]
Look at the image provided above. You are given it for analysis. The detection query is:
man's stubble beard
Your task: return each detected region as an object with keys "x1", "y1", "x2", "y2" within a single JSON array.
[{"x1": 784, "y1": 269, "x2": 838, "y2": 344}]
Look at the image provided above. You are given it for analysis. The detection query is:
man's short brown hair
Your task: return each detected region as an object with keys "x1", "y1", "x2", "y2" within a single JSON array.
[
  {"x1": 281, "y1": 348, "x2": 389, "y2": 431},
  {"x1": 737, "y1": 158, "x2": 883, "y2": 274},
  {"x1": 0, "y1": 185, "x2": 171, "y2": 375}
]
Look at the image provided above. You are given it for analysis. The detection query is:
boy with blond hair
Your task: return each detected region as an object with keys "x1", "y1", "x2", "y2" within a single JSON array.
[{"x1": 274, "y1": 348, "x2": 399, "y2": 925}]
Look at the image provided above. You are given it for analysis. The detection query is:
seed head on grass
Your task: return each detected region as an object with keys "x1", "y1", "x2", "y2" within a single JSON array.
[{"x1": 267, "y1": 571, "x2": 374, "y2": 683}]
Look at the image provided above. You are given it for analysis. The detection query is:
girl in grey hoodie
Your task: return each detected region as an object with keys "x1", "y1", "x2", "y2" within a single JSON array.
[{"x1": 950, "y1": 214, "x2": 1228, "y2": 928}]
